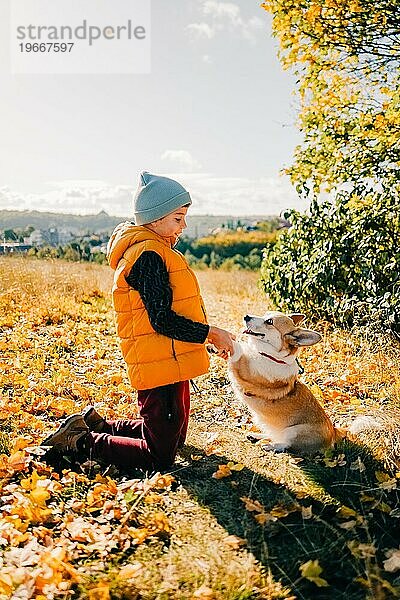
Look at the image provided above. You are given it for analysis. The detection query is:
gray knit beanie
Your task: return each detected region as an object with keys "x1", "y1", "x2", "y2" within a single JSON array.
[{"x1": 133, "y1": 171, "x2": 192, "y2": 225}]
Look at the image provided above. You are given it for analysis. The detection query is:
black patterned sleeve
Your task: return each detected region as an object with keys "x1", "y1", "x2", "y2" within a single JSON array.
[{"x1": 125, "y1": 251, "x2": 210, "y2": 344}]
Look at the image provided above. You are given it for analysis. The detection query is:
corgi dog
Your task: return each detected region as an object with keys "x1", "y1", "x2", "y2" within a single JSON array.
[{"x1": 228, "y1": 311, "x2": 346, "y2": 454}]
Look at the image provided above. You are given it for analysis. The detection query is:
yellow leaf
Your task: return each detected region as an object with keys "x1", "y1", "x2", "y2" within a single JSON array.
[
  {"x1": 227, "y1": 462, "x2": 245, "y2": 471},
  {"x1": 118, "y1": 562, "x2": 143, "y2": 580},
  {"x1": 375, "y1": 471, "x2": 391, "y2": 482},
  {"x1": 191, "y1": 585, "x2": 216, "y2": 599},
  {"x1": 88, "y1": 582, "x2": 111, "y2": 600},
  {"x1": 153, "y1": 473, "x2": 175, "y2": 489},
  {"x1": 375, "y1": 471, "x2": 397, "y2": 490},
  {"x1": 212, "y1": 464, "x2": 232, "y2": 479},
  {"x1": 301, "y1": 505, "x2": 313, "y2": 519},
  {"x1": 8, "y1": 451, "x2": 29, "y2": 472},
  {"x1": 337, "y1": 506, "x2": 357, "y2": 519},
  {"x1": 347, "y1": 541, "x2": 376, "y2": 558},
  {"x1": 11, "y1": 436, "x2": 32, "y2": 453},
  {"x1": 240, "y1": 496, "x2": 264, "y2": 513},
  {"x1": 191, "y1": 454, "x2": 203, "y2": 461},
  {"x1": 30, "y1": 488, "x2": 51, "y2": 506},
  {"x1": 150, "y1": 512, "x2": 170, "y2": 532},
  {"x1": 375, "y1": 501, "x2": 392, "y2": 514},
  {"x1": 254, "y1": 512, "x2": 276, "y2": 524},
  {"x1": 71, "y1": 383, "x2": 90, "y2": 400},
  {"x1": 129, "y1": 527, "x2": 150, "y2": 545},
  {"x1": 223, "y1": 535, "x2": 246, "y2": 549},
  {"x1": 299, "y1": 560, "x2": 329, "y2": 587},
  {"x1": 271, "y1": 503, "x2": 299, "y2": 518},
  {"x1": 0, "y1": 574, "x2": 13, "y2": 596},
  {"x1": 360, "y1": 493, "x2": 375, "y2": 503}
]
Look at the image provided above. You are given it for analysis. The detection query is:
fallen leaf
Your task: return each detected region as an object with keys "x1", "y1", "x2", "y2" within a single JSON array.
[
  {"x1": 191, "y1": 455, "x2": 203, "y2": 461},
  {"x1": 88, "y1": 582, "x2": 111, "y2": 600},
  {"x1": 383, "y1": 549, "x2": 400, "y2": 573},
  {"x1": 339, "y1": 520, "x2": 357, "y2": 530},
  {"x1": 240, "y1": 497, "x2": 264, "y2": 513},
  {"x1": 301, "y1": 505, "x2": 313, "y2": 519},
  {"x1": 375, "y1": 471, "x2": 397, "y2": 490},
  {"x1": 337, "y1": 506, "x2": 357, "y2": 519},
  {"x1": 212, "y1": 464, "x2": 232, "y2": 479},
  {"x1": 223, "y1": 535, "x2": 246, "y2": 549},
  {"x1": 118, "y1": 562, "x2": 143, "y2": 580},
  {"x1": 191, "y1": 584, "x2": 216, "y2": 599},
  {"x1": 299, "y1": 559, "x2": 329, "y2": 587},
  {"x1": 350, "y1": 457, "x2": 366, "y2": 472},
  {"x1": 227, "y1": 461, "x2": 244, "y2": 471},
  {"x1": 347, "y1": 541, "x2": 376, "y2": 558}
]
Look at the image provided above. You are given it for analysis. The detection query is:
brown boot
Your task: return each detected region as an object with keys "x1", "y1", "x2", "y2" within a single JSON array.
[
  {"x1": 82, "y1": 405, "x2": 107, "y2": 433},
  {"x1": 41, "y1": 414, "x2": 89, "y2": 452}
]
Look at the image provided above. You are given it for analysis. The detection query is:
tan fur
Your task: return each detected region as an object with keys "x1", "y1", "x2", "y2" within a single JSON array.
[{"x1": 228, "y1": 311, "x2": 344, "y2": 454}]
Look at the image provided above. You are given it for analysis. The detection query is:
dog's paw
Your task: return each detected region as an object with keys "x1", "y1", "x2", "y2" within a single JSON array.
[
  {"x1": 229, "y1": 341, "x2": 243, "y2": 363},
  {"x1": 261, "y1": 443, "x2": 288, "y2": 453},
  {"x1": 247, "y1": 433, "x2": 271, "y2": 444}
]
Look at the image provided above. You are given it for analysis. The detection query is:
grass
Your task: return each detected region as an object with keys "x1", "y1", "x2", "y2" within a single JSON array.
[{"x1": 0, "y1": 256, "x2": 399, "y2": 599}]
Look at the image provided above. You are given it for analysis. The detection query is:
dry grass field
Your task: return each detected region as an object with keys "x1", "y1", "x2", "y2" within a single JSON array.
[{"x1": 0, "y1": 257, "x2": 399, "y2": 599}]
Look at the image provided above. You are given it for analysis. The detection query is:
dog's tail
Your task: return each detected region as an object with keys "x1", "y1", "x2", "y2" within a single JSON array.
[
  {"x1": 333, "y1": 416, "x2": 384, "y2": 444},
  {"x1": 348, "y1": 415, "x2": 384, "y2": 435}
]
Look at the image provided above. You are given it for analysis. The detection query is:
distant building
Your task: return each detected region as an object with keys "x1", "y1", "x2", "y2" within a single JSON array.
[
  {"x1": 23, "y1": 228, "x2": 74, "y2": 246},
  {"x1": 0, "y1": 242, "x2": 32, "y2": 254},
  {"x1": 24, "y1": 230, "x2": 44, "y2": 246},
  {"x1": 57, "y1": 229, "x2": 73, "y2": 245}
]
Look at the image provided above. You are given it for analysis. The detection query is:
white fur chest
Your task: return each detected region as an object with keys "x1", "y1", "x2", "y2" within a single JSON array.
[{"x1": 228, "y1": 340, "x2": 299, "y2": 382}]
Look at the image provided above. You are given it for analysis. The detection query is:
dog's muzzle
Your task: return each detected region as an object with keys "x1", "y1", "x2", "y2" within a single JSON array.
[{"x1": 243, "y1": 329, "x2": 265, "y2": 338}]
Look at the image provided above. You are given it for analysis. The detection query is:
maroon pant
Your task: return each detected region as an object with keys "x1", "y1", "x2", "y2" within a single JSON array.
[{"x1": 86, "y1": 381, "x2": 190, "y2": 471}]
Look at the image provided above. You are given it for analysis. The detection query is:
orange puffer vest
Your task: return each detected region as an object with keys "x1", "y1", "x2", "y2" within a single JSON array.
[{"x1": 107, "y1": 223, "x2": 210, "y2": 390}]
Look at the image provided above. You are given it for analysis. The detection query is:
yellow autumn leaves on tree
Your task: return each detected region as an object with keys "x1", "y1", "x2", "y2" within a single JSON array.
[{"x1": 262, "y1": 0, "x2": 400, "y2": 192}]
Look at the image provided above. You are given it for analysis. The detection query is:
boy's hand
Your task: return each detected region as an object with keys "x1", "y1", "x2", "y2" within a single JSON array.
[{"x1": 207, "y1": 326, "x2": 236, "y2": 360}]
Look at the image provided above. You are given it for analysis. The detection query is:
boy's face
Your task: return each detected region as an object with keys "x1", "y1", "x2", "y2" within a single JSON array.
[{"x1": 149, "y1": 206, "x2": 188, "y2": 244}]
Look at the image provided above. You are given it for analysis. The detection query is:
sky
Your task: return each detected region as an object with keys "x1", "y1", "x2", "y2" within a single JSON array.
[{"x1": 0, "y1": 0, "x2": 307, "y2": 217}]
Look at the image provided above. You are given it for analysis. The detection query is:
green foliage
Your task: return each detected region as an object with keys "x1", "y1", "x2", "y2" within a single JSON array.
[
  {"x1": 191, "y1": 230, "x2": 277, "y2": 259},
  {"x1": 3, "y1": 229, "x2": 18, "y2": 241},
  {"x1": 260, "y1": 186, "x2": 400, "y2": 336},
  {"x1": 62, "y1": 244, "x2": 81, "y2": 262},
  {"x1": 178, "y1": 229, "x2": 278, "y2": 271},
  {"x1": 92, "y1": 251, "x2": 107, "y2": 265},
  {"x1": 36, "y1": 246, "x2": 61, "y2": 260}
]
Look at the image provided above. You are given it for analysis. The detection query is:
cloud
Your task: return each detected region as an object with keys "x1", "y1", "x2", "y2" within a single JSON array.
[
  {"x1": 172, "y1": 173, "x2": 307, "y2": 216},
  {"x1": 0, "y1": 182, "x2": 134, "y2": 217},
  {"x1": 186, "y1": 23, "x2": 215, "y2": 40},
  {"x1": 0, "y1": 175, "x2": 308, "y2": 217},
  {"x1": 161, "y1": 150, "x2": 202, "y2": 172},
  {"x1": 187, "y1": 1, "x2": 265, "y2": 43}
]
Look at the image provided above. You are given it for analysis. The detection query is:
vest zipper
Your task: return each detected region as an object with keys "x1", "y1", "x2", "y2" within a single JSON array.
[{"x1": 171, "y1": 338, "x2": 177, "y2": 360}]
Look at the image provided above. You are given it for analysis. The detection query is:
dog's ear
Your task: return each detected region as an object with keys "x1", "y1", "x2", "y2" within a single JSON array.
[
  {"x1": 288, "y1": 313, "x2": 306, "y2": 325},
  {"x1": 285, "y1": 328, "x2": 322, "y2": 347}
]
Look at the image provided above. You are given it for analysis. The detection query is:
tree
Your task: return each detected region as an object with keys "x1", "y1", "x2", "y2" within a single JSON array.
[
  {"x1": 3, "y1": 229, "x2": 18, "y2": 241},
  {"x1": 260, "y1": 1, "x2": 400, "y2": 335},
  {"x1": 262, "y1": 0, "x2": 400, "y2": 192},
  {"x1": 260, "y1": 185, "x2": 400, "y2": 336}
]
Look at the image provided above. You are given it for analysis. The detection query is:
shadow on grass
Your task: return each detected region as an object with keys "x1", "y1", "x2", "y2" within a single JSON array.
[{"x1": 176, "y1": 440, "x2": 400, "y2": 600}]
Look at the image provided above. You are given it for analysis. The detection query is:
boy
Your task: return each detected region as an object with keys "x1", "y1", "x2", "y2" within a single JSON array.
[{"x1": 42, "y1": 172, "x2": 235, "y2": 470}]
